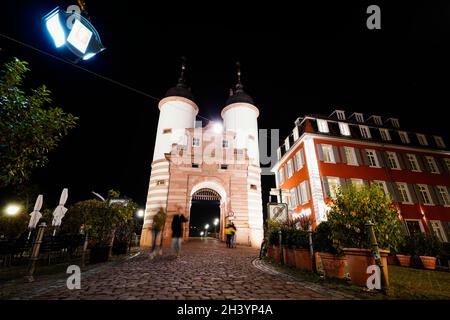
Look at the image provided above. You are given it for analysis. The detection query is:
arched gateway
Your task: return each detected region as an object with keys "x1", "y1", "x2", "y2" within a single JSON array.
[{"x1": 140, "y1": 61, "x2": 264, "y2": 248}]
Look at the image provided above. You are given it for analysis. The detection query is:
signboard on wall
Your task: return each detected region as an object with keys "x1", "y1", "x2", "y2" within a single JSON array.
[{"x1": 267, "y1": 202, "x2": 288, "y2": 222}]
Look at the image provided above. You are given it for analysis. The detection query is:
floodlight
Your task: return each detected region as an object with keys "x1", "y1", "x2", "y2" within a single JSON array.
[{"x1": 44, "y1": 9, "x2": 66, "y2": 48}]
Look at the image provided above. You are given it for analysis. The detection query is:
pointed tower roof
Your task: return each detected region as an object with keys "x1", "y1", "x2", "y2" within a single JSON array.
[
  {"x1": 225, "y1": 62, "x2": 254, "y2": 106},
  {"x1": 165, "y1": 56, "x2": 195, "y2": 101}
]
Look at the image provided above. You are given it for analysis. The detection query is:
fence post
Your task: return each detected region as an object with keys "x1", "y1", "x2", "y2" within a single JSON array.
[
  {"x1": 278, "y1": 230, "x2": 283, "y2": 264},
  {"x1": 365, "y1": 220, "x2": 387, "y2": 294},
  {"x1": 308, "y1": 223, "x2": 317, "y2": 273},
  {"x1": 81, "y1": 230, "x2": 89, "y2": 269},
  {"x1": 25, "y1": 222, "x2": 47, "y2": 283}
]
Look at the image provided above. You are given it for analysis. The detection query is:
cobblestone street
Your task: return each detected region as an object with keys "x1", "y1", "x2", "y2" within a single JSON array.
[{"x1": 2, "y1": 239, "x2": 355, "y2": 300}]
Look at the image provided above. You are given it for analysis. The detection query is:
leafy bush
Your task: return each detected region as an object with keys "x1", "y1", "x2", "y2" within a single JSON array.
[
  {"x1": 327, "y1": 184, "x2": 404, "y2": 252},
  {"x1": 414, "y1": 233, "x2": 443, "y2": 257},
  {"x1": 312, "y1": 221, "x2": 338, "y2": 254},
  {"x1": 291, "y1": 228, "x2": 309, "y2": 249}
]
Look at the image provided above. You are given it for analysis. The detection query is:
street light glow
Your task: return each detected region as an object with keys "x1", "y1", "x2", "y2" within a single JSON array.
[
  {"x1": 5, "y1": 204, "x2": 21, "y2": 216},
  {"x1": 200, "y1": 231, "x2": 204, "y2": 236},
  {"x1": 137, "y1": 209, "x2": 144, "y2": 218},
  {"x1": 213, "y1": 218, "x2": 219, "y2": 226},
  {"x1": 45, "y1": 10, "x2": 66, "y2": 48},
  {"x1": 204, "y1": 224, "x2": 209, "y2": 229},
  {"x1": 213, "y1": 122, "x2": 223, "y2": 134}
]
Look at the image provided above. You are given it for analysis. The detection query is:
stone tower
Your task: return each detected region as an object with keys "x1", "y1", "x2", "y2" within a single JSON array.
[{"x1": 140, "y1": 61, "x2": 263, "y2": 248}]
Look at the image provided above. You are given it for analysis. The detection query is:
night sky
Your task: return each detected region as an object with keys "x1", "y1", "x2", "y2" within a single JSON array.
[{"x1": 2, "y1": 1, "x2": 450, "y2": 225}]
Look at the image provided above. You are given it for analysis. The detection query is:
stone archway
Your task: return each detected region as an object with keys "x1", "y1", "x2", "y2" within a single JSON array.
[{"x1": 188, "y1": 181, "x2": 228, "y2": 241}]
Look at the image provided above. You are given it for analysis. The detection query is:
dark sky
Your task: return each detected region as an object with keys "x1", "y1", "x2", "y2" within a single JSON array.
[{"x1": 2, "y1": 1, "x2": 450, "y2": 215}]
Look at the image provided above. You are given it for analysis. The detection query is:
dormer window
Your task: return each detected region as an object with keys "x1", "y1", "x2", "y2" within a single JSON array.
[
  {"x1": 434, "y1": 136, "x2": 446, "y2": 148},
  {"x1": 336, "y1": 110, "x2": 346, "y2": 120},
  {"x1": 417, "y1": 134, "x2": 428, "y2": 146},
  {"x1": 390, "y1": 118, "x2": 400, "y2": 128},
  {"x1": 354, "y1": 113, "x2": 364, "y2": 123},
  {"x1": 379, "y1": 128, "x2": 391, "y2": 141},
  {"x1": 317, "y1": 119, "x2": 329, "y2": 133},
  {"x1": 373, "y1": 116, "x2": 382, "y2": 125}
]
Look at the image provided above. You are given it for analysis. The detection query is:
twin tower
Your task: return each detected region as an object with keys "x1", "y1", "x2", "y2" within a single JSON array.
[{"x1": 140, "y1": 61, "x2": 264, "y2": 248}]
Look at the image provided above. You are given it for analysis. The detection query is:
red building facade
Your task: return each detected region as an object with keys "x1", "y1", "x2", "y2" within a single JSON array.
[{"x1": 271, "y1": 110, "x2": 450, "y2": 242}]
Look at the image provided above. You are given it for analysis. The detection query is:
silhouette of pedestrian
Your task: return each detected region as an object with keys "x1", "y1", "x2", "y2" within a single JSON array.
[{"x1": 171, "y1": 207, "x2": 188, "y2": 258}]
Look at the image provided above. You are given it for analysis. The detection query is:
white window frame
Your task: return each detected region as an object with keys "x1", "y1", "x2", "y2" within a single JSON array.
[
  {"x1": 429, "y1": 220, "x2": 448, "y2": 242},
  {"x1": 386, "y1": 151, "x2": 400, "y2": 170},
  {"x1": 192, "y1": 137, "x2": 201, "y2": 147},
  {"x1": 436, "y1": 186, "x2": 450, "y2": 206},
  {"x1": 399, "y1": 131, "x2": 410, "y2": 144},
  {"x1": 379, "y1": 129, "x2": 391, "y2": 141},
  {"x1": 286, "y1": 160, "x2": 294, "y2": 178},
  {"x1": 444, "y1": 158, "x2": 450, "y2": 172},
  {"x1": 290, "y1": 188, "x2": 299, "y2": 209},
  {"x1": 391, "y1": 118, "x2": 400, "y2": 128},
  {"x1": 350, "y1": 178, "x2": 364, "y2": 188},
  {"x1": 366, "y1": 149, "x2": 379, "y2": 168},
  {"x1": 425, "y1": 156, "x2": 439, "y2": 174},
  {"x1": 434, "y1": 136, "x2": 446, "y2": 148},
  {"x1": 418, "y1": 184, "x2": 433, "y2": 205},
  {"x1": 322, "y1": 144, "x2": 335, "y2": 163},
  {"x1": 405, "y1": 219, "x2": 425, "y2": 234},
  {"x1": 338, "y1": 122, "x2": 351, "y2": 136},
  {"x1": 300, "y1": 182, "x2": 309, "y2": 204},
  {"x1": 396, "y1": 182, "x2": 412, "y2": 204},
  {"x1": 344, "y1": 147, "x2": 358, "y2": 166},
  {"x1": 327, "y1": 177, "x2": 340, "y2": 199},
  {"x1": 336, "y1": 110, "x2": 346, "y2": 120},
  {"x1": 359, "y1": 125, "x2": 371, "y2": 139},
  {"x1": 373, "y1": 116, "x2": 382, "y2": 125},
  {"x1": 278, "y1": 168, "x2": 285, "y2": 185},
  {"x1": 373, "y1": 180, "x2": 389, "y2": 196},
  {"x1": 406, "y1": 154, "x2": 420, "y2": 172},
  {"x1": 317, "y1": 119, "x2": 329, "y2": 133},
  {"x1": 417, "y1": 134, "x2": 428, "y2": 146},
  {"x1": 354, "y1": 113, "x2": 364, "y2": 123},
  {"x1": 294, "y1": 150, "x2": 304, "y2": 171}
]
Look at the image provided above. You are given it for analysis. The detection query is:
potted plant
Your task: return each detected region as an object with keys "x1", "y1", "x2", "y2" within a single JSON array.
[
  {"x1": 313, "y1": 221, "x2": 347, "y2": 278},
  {"x1": 396, "y1": 235, "x2": 414, "y2": 267},
  {"x1": 266, "y1": 219, "x2": 283, "y2": 263},
  {"x1": 292, "y1": 228, "x2": 312, "y2": 271},
  {"x1": 415, "y1": 233, "x2": 443, "y2": 270},
  {"x1": 327, "y1": 184, "x2": 404, "y2": 287}
]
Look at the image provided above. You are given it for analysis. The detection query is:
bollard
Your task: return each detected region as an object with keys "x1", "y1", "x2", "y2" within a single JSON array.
[
  {"x1": 278, "y1": 230, "x2": 283, "y2": 264},
  {"x1": 365, "y1": 220, "x2": 387, "y2": 294},
  {"x1": 25, "y1": 222, "x2": 47, "y2": 282},
  {"x1": 81, "y1": 230, "x2": 89, "y2": 269}
]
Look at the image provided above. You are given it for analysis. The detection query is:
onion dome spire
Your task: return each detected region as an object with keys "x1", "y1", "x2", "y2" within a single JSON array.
[
  {"x1": 164, "y1": 56, "x2": 194, "y2": 101},
  {"x1": 225, "y1": 61, "x2": 254, "y2": 105}
]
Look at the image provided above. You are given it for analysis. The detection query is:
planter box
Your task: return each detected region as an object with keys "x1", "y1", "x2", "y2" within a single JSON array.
[
  {"x1": 343, "y1": 248, "x2": 389, "y2": 288},
  {"x1": 89, "y1": 246, "x2": 111, "y2": 264},
  {"x1": 283, "y1": 247, "x2": 296, "y2": 267},
  {"x1": 387, "y1": 255, "x2": 397, "y2": 265},
  {"x1": 273, "y1": 246, "x2": 282, "y2": 264},
  {"x1": 267, "y1": 246, "x2": 273, "y2": 259},
  {"x1": 396, "y1": 254, "x2": 411, "y2": 267},
  {"x1": 319, "y1": 252, "x2": 347, "y2": 279},
  {"x1": 294, "y1": 248, "x2": 312, "y2": 271},
  {"x1": 420, "y1": 256, "x2": 437, "y2": 270}
]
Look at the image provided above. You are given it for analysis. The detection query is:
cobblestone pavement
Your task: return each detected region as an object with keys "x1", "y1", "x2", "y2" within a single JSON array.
[{"x1": 3, "y1": 239, "x2": 356, "y2": 300}]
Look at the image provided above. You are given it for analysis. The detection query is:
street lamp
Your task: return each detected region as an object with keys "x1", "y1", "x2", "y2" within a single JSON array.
[
  {"x1": 204, "y1": 224, "x2": 209, "y2": 237},
  {"x1": 200, "y1": 231, "x2": 204, "y2": 237},
  {"x1": 136, "y1": 209, "x2": 144, "y2": 218},
  {"x1": 5, "y1": 204, "x2": 21, "y2": 216},
  {"x1": 213, "y1": 218, "x2": 219, "y2": 238},
  {"x1": 43, "y1": 7, "x2": 105, "y2": 62}
]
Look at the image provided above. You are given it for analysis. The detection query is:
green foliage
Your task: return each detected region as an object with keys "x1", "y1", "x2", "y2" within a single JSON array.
[
  {"x1": 312, "y1": 221, "x2": 338, "y2": 254},
  {"x1": 0, "y1": 57, "x2": 78, "y2": 187},
  {"x1": 291, "y1": 228, "x2": 309, "y2": 249},
  {"x1": 411, "y1": 233, "x2": 443, "y2": 257},
  {"x1": 67, "y1": 194, "x2": 137, "y2": 247},
  {"x1": 327, "y1": 184, "x2": 404, "y2": 252}
]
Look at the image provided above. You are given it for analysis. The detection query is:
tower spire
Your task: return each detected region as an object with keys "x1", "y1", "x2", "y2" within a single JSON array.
[
  {"x1": 235, "y1": 61, "x2": 244, "y2": 92},
  {"x1": 177, "y1": 56, "x2": 187, "y2": 87}
]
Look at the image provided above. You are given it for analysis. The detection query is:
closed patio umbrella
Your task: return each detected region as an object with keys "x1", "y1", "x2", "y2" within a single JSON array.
[{"x1": 52, "y1": 188, "x2": 68, "y2": 235}]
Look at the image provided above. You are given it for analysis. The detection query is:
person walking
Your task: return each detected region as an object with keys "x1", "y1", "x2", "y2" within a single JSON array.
[
  {"x1": 225, "y1": 223, "x2": 233, "y2": 248},
  {"x1": 150, "y1": 208, "x2": 166, "y2": 259},
  {"x1": 230, "y1": 222, "x2": 237, "y2": 248},
  {"x1": 171, "y1": 207, "x2": 188, "y2": 258}
]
